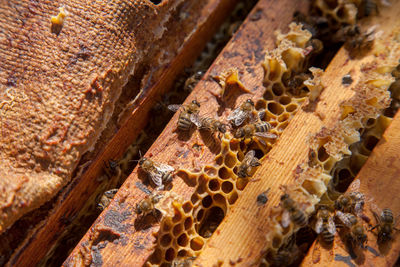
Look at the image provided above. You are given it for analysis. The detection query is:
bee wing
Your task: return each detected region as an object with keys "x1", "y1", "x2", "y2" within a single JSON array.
[
  {"x1": 228, "y1": 109, "x2": 246, "y2": 126},
  {"x1": 348, "y1": 179, "x2": 360, "y2": 191},
  {"x1": 281, "y1": 210, "x2": 291, "y2": 228},
  {"x1": 168, "y1": 104, "x2": 182, "y2": 112},
  {"x1": 327, "y1": 217, "x2": 336, "y2": 235},
  {"x1": 154, "y1": 162, "x2": 175, "y2": 173},
  {"x1": 190, "y1": 113, "x2": 202, "y2": 128},
  {"x1": 147, "y1": 170, "x2": 164, "y2": 189},
  {"x1": 243, "y1": 150, "x2": 256, "y2": 165},
  {"x1": 336, "y1": 211, "x2": 353, "y2": 228},
  {"x1": 315, "y1": 217, "x2": 323, "y2": 234},
  {"x1": 254, "y1": 132, "x2": 278, "y2": 139}
]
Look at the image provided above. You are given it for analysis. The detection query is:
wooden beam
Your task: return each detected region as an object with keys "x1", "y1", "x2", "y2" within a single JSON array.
[
  {"x1": 6, "y1": 1, "x2": 239, "y2": 266},
  {"x1": 194, "y1": 4, "x2": 400, "y2": 266},
  {"x1": 63, "y1": 0, "x2": 309, "y2": 266}
]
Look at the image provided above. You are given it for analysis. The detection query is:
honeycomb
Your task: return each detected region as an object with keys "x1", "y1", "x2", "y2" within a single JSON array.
[
  {"x1": 145, "y1": 23, "x2": 327, "y2": 266},
  {"x1": 261, "y1": 40, "x2": 400, "y2": 266},
  {"x1": 311, "y1": 0, "x2": 359, "y2": 28}
]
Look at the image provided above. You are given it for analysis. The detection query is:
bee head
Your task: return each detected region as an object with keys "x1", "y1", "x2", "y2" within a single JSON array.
[
  {"x1": 217, "y1": 122, "x2": 227, "y2": 133},
  {"x1": 192, "y1": 100, "x2": 200, "y2": 107},
  {"x1": 246, "y1": 99, "x2": 254, "y2": 106}
]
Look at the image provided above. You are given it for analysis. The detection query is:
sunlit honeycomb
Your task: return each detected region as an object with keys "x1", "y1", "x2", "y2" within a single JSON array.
[{"x1": 311, "y1": 0, "x2": 359, "y2": 28}]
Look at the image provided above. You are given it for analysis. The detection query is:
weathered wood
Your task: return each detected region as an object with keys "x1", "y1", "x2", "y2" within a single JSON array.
[
  {"x1": 301, "y1": 112, "x2": 400, "y2": 267},
  {"x1": 6, "y1": 1, "x2": 239, "y2": 266},
  {"x1": 194, "y1": 4, "x2": 400, "y2": 266},
  {"x1": 64, "y1": 0, "x2": 309, "y2": 265}
]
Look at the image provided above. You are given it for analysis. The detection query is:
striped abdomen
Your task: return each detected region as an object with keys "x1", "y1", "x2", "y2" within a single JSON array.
[
  {"x1": 254, "y1": 122, "x2": 272, "y2": 132},
  {"x1": 290, "y1": 209, "x2": 308, "y2": 227},
  {"x1": 178, "y1": 112, "x2": 192, "y2": 131},
  {"x1": 321, "y1": 226, "x2": 334, "y2": 244}
]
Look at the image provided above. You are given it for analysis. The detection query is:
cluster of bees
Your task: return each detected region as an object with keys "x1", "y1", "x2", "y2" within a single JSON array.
[{"x1": 131, "y1": 97, "x2": 277, "y2": 219}]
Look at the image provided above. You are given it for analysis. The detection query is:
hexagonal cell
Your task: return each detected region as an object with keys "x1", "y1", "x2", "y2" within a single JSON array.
[
  {"x1": 218, "y1": 166, "x2": 233, "y2": 180},
  {"x1": 208, "y1": 179, "x2": 220, "y2": 192},
  {"x1": 172, "y1": 208, "x2": 183, "y2": 223},
  {"x1": 279, "y1": 96, "x2": 291, "y2": 105},
  {"x1": 162, "y1": 220, "x2": 173, "y2": 232},
  {"x1": 204, "y1": 165, "x2": 218, "y2": 176},
  {"x1": 149, "y1": 248, "x2": 163, "y2": 264},
  {"x1": 190, "y1": 237, "x2": 205, "y2": 251},
  {"x1": 165, "y1": 247, "x2": 175, "y2": 262},
  {"x1": 272, "y1": 83, "x2": 284, "y2": 96},
  {"x1": 177, "y1": 249, "x2": 188, "y2": 257},
  {"x1": 198, "y1": 206, "x2": 225, "y2": 238},
  {"x1": 267, "y1": 102, "x2": 284, "y2": 116},
  {"x1": 215, "y1": 155, "x2": 224, "y2": 166},
  {"x1": 221, "y1": 181, "x2": 234, "y2": 194},
  {"x1": 224, "y1": 152, "x2": 237, "y2": 168},
  {"x1": 201, "y1": 195, "x2": 213, "y2": 208},
  {"x1": 182, "y1": 201, "x2": 193, "y2": 214},
  {"x1": 228, "y1": 191, "x2": 239, "y2": 205},
  {"x1": 184, "y1": 217, "x2": 193, "y2": 230},
  {"x1": 212, "y1": 193, "x2": 227, "y2": 206},
  {"x1": 236, "y1": 178, "x2": 248, "y2": 191},
  {"x1": 177, "y1": 233, "x2": 189, "y2": 247},
  {"x1": 160, "y1": 234, "x2": 172, "y2": 247},
  {"x1": 263, "y1": 89, "x2": 274, "y2": 100},
  {"x1": 173, "y1": 223, "x2": 184, "y2": 237}
]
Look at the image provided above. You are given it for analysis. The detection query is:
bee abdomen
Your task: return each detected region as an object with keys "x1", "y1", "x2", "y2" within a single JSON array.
[
  {"x1": 255, "y1": 122, "x2": 271, "y2": 132},
  {"x1": 322, "y1": 229, "x2": 334, "y2": 244},
  {"x1": 291, "y1": 211, "x2": 308, "y2": 227},
  {"x1": 161, "y1": 172, "x2": 173, "y2": 184},
  {"x1": 178, "y1": 113, "x2": 192, "y2": 130},
  {"x1": 382, "y1": 208, "x2": 393, "y2": 223}
]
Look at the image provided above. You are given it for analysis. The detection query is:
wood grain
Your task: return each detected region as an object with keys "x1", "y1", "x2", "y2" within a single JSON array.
[
  {"x1": 63, "y1": 0, "x2": 309, "y2": 265},
  {"x1": 6, "y1": 1, "x2": 239, "y2": 266},
  {"x1": 194, "y1": 3, "x2": 400, "y2": 266}
]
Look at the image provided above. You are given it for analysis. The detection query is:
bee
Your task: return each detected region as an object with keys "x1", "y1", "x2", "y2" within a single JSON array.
[
  {"x1": 171, "y1": 257, "x2": 196, "y2": 267},
  {"x1": 283, "y1": 72, "x2": 311, "y2": 96},
  {"x1": 103, "y1": 159, "x2": 122, "y2": 179},
  {"x1": 194, "y1": 116, "x2": 228, "y2": 136},
  {"x1": 257, "y1": 188, "x2": 271, "y2": 206},
  {"x1": 168, "y1": 100, "x2": 201, "y2": 131},
  {"x1": 370, "y1": 205, "x2": 399, "y2": 244},
  {"x1": 227, "y1": 99, "x2": 256, "y2": 127},
  {"x1": 237, "y1": 150, "x2": 261, "y2": 178},
  {"x1": 334, "y1": 179, "x2": 365, "y2": 216},
  {"x1": 280, "y1": 193, "x2": 308, "y2": 228},
  {"x1": 135, "y1": 193, "x2": 163, "y2": 217},
  {"x1": 336, "y1": 25, "x2": 376, "y2": 56},
  {"x1": 314, "y1": 206, "x2": 336, "y2": 244},
  {"x1": 271, "y1": 236, "x2": 303, "y2": 267},
  {"x1": 139, "y1": 157, "x2": 174, "y2": 190},
  {"x1": 336, "y1": 211, "x2": 368, "y2": 248},
  {"x1": 97, "y1": 189, "x2": 118, "y2": 210},
  {"x1": 234, "y1": 122, "x2": 278, "y2": 143},
  {"x1": 184, "y1": 70, "x2": 204, "y2": 92},
  {"x1": 304, "y1": 39, "x2": 323, "y2": 67}
]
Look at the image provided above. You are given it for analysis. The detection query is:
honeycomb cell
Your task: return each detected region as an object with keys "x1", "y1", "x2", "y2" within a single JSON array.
[
  {"x1": 228, "y1": 191, "x2": 238, "y2": 205},
  {"x1": 184, "y1": 217, "x2": 193, "y2": 230},
  {"x1": 268, "y1": 102, "x2": 284, "y2": 115},
  {"x1": 272, "y1": 83, "x2": 284, "y2": 96},
  {"x1": 190, "y1": 237, "x2": 204, "y2": 251},
  {"x1": 317, "y1": 145, "x2": 329, "y2": 162},
  {"x1": 182, "y1": 201, "x2": 193, "y2": 214},
  {"x1": 177, "y1": 233, "x2": 189, "y2": 247},
  {"x1": 229, "y1": 139, "x2": 240, "y2": 151},
  {"x1": 279, "y1": 96, "x2": 291, "y2": 105},
  {"x1": 165, "y1": 248, "x2": 175, "y2": 262},
  {"x1": 218, "y1": 166, "x2": 232, "y2": 180},
  {"x1": 221, "y1": 181, "x2": 234, "y2": 194},
  {"x1": 204, "y1": 165, "x2": 217, "y2": 176},
  {"x1": 196, "y1": 209, "x2": 204, "y2": 221},
  {"x1": 363, "y1": 135, "x2": 379, "y2": 151},
  {"x1": 286, "y1": 103, "x2": 298, "y2": 112},
  {"x1": 208, "y1": 179, "x2": 220, "y2": 192},
  {"x1": 215, "y1": 155, "x2": 223, "y2": 166},
  {"x1": 177, "y1": 249, "x2": 188, "y2": 257},
  {"x1": 264, "y1": 89, "x2": 274, "y2": 100},
  {"x1": 236, "y1": 178, "x2": 248, "y2": 191},
  {"x1": 149, "y1": 248, "x2": 163, "y2": 264},
  {"x1": 163, "y1": 220, "x2": 173, "y2": 232},
  {"x1": 224, "y1": 153, "x2": 237, "y2": 168},
  {"x1": 172, "y1": 208, "x2": 183, "y2": 223},
  {"x1": 278, "y1": 113, "x2": 289, "y2": 122},
  {"x1": 199, "y1": 206, "x2": 225, "y2": 238},
  {"x1": 202, "y1": 195, "x2": 213, "y2": 208},
  {"x1": 190, "y1": 194, "x2": 199, "y2": 206},
  {"x1": 160, "y1": 234, "x2": 172, "y2": 247},
  {"x1": 173, "y1": 224, "x2": 183, "y2": 237},
  {"x1": 212, "y1": 193, "x2": 226, "y2": 206}
]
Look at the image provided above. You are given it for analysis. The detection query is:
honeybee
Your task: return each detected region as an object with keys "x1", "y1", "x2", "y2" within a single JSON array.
[
  {"x1": 336, "y1": 25, "x2": 376, "y2": 56},
  {"x1": 171, "y1": 257, "x2": 196, "y2": 267},
  {"x1": 284, "y1": 72, "x2": 311, "y2": 96},
  {"x1": 139, "y1": 157, "x2": 175, "y2": 190},
  {"x1": 237, "y1": 150, "x2": 261, "y2": 178},
  {"x1": 168, "y1": 100, "x2": 201, "y2": 131},
  {"x1": 271, "y1": 236, "x2": 303, "y2": 267},
  {"x1": 194, "y1": 116, "x2": 228, "y2": 136},
  {"x1": 103, "y1": 159, "x2": 122, "y2": 179},
  {"x1": 227, "y1": 99, "x2": 256, "y2": 127},
  {"x1": 184, "y1": 70, "x2": 204, "y2": 92},
  {"x1": 334, "y1": 179, "x2": 365, "y2": 216},
  {"x1": 234, "y1": 122, "x2": 278, "y2": 142},
  {"x1": 370, "y1": 205, "x2": 399, "y2": 244},
  {"x1": 135, "y1": 193, "x2": 163, "y2": 217},
  {"x1": 336, "y1": 211, "x2": 368, "y2": 248},
  {"x1": 314, "y1": 206, "x2": 336, "y2": 244},
  {"x1": 97, "y1": 189, "x2": 118, "y2": 210},
  {"x1": 280, "y1": 193, "x2": 308, "y2": 228}
]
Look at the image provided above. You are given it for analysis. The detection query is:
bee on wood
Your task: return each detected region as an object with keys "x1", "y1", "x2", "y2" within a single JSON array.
[
  {"x1": 135, "y1": 193, "x2": 163, "y2": 217},
  {"x1": 168, "y1": 100, "x2": 201, "y2": 131},
  {"x1": 336, "y1": 25, "x2": 376, "y2": 56},
  {"x1": 171, "y1": 257, "x2": 196, "y2": 267},
  {"x1": 257, "y1": 188, "x2": 271, "y2": 206},
  {"x1": 336, "y1": 211, "x2": 368, "y2": 248},
  {"x1": 304, "y1": 38, "x2": 324, "y2": 67},
  {"x1": 234, "y1": 122, "x2": 278, "y2": 144},
  {"x1": 139, "y1": 157, "x2": 174, "y2": 190},
  {"x1": 334, "y1": 179, "x2": 365, "y2": 216},
  {"x1": 227, "y1": 99, "x2": 256, "y2": 127},
  {"x1": 280, "y1": 193, "x2": 308, "y2": 228},
  {"x1": 97, "y1": 189, "x2": 118, "y2": 210},
  {"x1": 103, "y1": 159, "x2": 122, "y2": 179},
  {"x1": 237, "y1": 150, "x2": 261, "y2": 178},
  {"x1": 193, "y1": 116, "x2": 228, "y2": 137},
  {"x1": 314, "y1": 206, "x2": 336, "y2": 244},
  {"x1": 370, "y1": 205, "x2": 400, "y2": 244}
]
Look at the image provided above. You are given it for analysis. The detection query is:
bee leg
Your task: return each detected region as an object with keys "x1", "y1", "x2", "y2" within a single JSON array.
[{"x1": 369, "y1": 225, "x2": 379, "y2": 231}]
